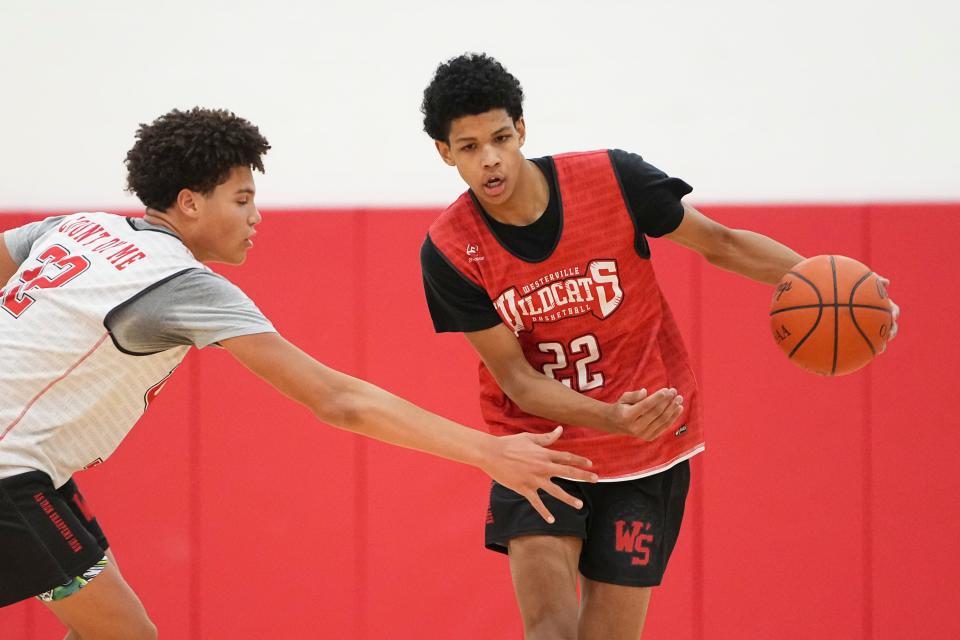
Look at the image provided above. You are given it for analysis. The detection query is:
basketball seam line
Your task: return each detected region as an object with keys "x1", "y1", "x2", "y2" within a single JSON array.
[
  {"x1": 770, "y1": 303, "x2": 892, "y2": 316},
  {"x1": 848, "y1": 270, "x2": 878, "y2": 356},
  {"x1": 831, "y1": 256, "x2": 839, "y2": 376},
  {"x1": 785, "y1": 270, "x2": 823, "y2": 359}
]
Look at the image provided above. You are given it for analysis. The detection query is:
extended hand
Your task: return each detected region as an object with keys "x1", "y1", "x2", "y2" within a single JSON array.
[
  {"x1": 878, "y1": 276, "x2": 900, "y2": 345},
  {"x1": 608, "y1": 388, "x2": 684, "y2": 440},
  {"x1": 482, "y1": 426, "x2": 598, "y2": 524}
]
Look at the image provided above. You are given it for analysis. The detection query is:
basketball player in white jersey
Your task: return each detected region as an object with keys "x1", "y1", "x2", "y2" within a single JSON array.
[{"x1": 0, "y1": 108, "x2": 676, "y2": 639}]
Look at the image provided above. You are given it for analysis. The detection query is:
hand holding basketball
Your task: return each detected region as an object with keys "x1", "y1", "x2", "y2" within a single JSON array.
[{"x1": 770, "y1": 255, "x2": 896, "y2": 375}]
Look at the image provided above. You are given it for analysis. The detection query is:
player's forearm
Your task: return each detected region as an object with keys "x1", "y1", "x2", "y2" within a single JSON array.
[
  {"x1": 502, "y1": 370, "x2": 618, "y2": 433},
  {"x1": 707, "y1": 229, "x2": 804, "y2": 285},
  {"x1": 317, "y1": 374, "x2": 496, "y2": 469},
  {"x1": 225, "y1": 332, "x2": 497, "y2": 470}
]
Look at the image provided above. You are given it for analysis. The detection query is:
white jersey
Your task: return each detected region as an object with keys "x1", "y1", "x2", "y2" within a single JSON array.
[{"x1": 0, "y1": 212, "x2": 205, "y2": 487}]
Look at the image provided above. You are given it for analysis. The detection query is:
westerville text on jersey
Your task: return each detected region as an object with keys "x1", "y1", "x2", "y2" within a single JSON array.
[{"x1": 494, "y1": 260, "x2": 623, "y2": 334}]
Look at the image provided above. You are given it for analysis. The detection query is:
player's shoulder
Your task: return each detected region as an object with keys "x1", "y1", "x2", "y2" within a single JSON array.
[
  {"x1": 551, "y1": 148, "x2": 612, "y2": 162},
  {"x1": 429, "y1": 190, "x2": 476, "y2": 234},
  {"x1": 549, "y1": 148, "x2": 651, "y2": 168},
  {"x1": 168, "y1": 267, "x2": 241, "y2": 295},
  {"x1": 132, "y1": 267, "x2": 257, "y2": 317},
  {"x1": 549, "y1": 149, "x2": 623, "y2": 176}
]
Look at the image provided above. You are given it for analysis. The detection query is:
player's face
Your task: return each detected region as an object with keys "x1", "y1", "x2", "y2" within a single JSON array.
[
  {"x1": 436, "y1": 109, "x2": 526, "y2": 210},
  {"x1": 194, "y1": 165, "x2": 261, "y2": 265}
]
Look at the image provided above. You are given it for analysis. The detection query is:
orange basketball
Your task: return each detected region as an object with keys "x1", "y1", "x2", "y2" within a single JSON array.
[{"x1": 770, "y1": 255, "x2": 893, "y2": 376}]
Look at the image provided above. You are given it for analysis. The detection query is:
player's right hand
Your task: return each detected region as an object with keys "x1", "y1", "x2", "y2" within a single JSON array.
[
  {"x1": 482, "y1": 426, "x2": 599, "y2": 524},
  {"x1": 608, "y1": 388, "x2": 684, "y2": 441}
]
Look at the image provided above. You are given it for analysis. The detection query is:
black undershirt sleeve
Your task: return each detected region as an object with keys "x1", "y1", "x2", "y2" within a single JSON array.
[
  {"x1": 609, "y1": 148, "x2": 693, "y2": 238},
  {"x1": 420, "y1": 236, "x2": 502, "y2": 333}
]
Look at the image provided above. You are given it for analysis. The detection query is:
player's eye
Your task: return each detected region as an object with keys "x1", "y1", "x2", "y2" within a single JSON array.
[
  {"x1": 495, "y1": 135, "x2": 510, "y2": 143},
  {"x1": 460, "y1": 143, "x2": 476, "y2": 152}
]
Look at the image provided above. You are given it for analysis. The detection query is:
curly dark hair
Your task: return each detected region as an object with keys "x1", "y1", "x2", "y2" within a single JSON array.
[
  {"x1": 421, "y1": 53, "x2": 524, "y2": 142},
  {"x1": 125, "y1": 107, "x2": 270, "y2": 211}
]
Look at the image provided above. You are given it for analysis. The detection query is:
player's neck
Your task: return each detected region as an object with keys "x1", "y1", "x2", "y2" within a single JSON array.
[
  {"x1": 142, "y1": 209, "x2": 183, "y2": 236},
  {"x1": 142, "y1": 209, "x2": 198, "y2": 257},
  {"x1": 481, "y1": 160, "x2": 549, "y2": 227}
]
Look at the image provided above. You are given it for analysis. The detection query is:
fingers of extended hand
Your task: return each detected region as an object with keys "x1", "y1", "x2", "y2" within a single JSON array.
[
  {"x1": 529, "y1": 426, "x2": 563, "y2": 446},
  {"x1": 618, "y1": 388, "x2": 648, "y2": 404},
  {"x1": 544, "y1": 451, "x2": 598, "y2": 483},
  {"x1": 522, "y1": 490, "x2": 555, "y2": 524},
  {"x1": 550, "y1": 464, "x2": 599, "y2": 483},
  {"x1": 888, "y1": 300, "x2": 900, "y2": 340},
  {"x1": 637, "y1": 398, "x2": 684, "y2": 441},
  {"x1": 878, "y1": 276, "x2": 899, "y2": 341},
  {"x1": 538, "y1": 481, "x2": 584, "y2": 511},
  {"x1": 621, "y1": 388, "x2": 676, "y2": 434},
  {"x1": 550, "y1": 450, "x2": 592, "y2": 469},
  {"x1": 637, "y1": 388, "x2": 677, "y2": 414}
]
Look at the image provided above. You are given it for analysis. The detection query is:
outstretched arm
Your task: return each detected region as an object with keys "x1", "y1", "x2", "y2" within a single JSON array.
[
  {"x1": 667, "y1": 202, "x2": 899, "y2": 338},
  {"x1": 666, "y1": 202, "x2": 804, "y2": 284},
  {"x1": 221, "y1": 331, "x2": 598, "y2": 522}
]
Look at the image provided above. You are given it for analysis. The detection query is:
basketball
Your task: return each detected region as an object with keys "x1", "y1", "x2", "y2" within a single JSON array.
[{"x1": 770, "y1": 255, "x2": 893, "y2": 375}]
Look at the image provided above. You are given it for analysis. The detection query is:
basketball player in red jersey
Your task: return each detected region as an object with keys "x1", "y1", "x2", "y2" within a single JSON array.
[
  {"x1": 420, "y1": 54, "x2": 898, "y2": 639},
  {"x1": 0, "y1": 108, "x2": 599, "y2": 638}
]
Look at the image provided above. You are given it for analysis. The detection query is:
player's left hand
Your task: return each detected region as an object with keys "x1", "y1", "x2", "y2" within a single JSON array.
[
  {"x1": 878, "y1": 276, "x2": 899, "y2": 346},
  {"x1": 481, "y1": 426, "x2": 599, "y2": 524}
]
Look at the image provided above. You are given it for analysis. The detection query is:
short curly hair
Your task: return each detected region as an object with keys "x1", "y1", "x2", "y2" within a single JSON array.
[
  {"x1": 125, "y1": 107, "x2": 270, "y2": 211},
  {"x1": 421, "y1": 53, "x2": 524, "y2": 142}
]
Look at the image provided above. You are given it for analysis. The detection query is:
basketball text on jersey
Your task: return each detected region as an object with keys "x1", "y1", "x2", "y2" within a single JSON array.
[{"x1": 493, "y1": 259, "x2": 623, "y2": 334}]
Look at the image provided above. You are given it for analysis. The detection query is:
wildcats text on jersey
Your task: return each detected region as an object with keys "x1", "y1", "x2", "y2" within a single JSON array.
[
  {"x1": 493, "y1": 259, "x2": 623, "y2": 334},
  {"x1": 58, "y1": 216, "x2": 148, "y2": 271}
]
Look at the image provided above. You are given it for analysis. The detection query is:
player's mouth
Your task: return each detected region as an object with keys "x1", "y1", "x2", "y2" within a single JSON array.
[{"x1": 482, "y1": 175, "x2": 506, "y2": 197}]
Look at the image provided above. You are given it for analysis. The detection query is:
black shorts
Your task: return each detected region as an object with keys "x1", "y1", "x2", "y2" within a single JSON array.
[
  {"x1": 0, "y1": 471, "x2": 109, "y2": 607},
  {"x1": 485, "y1": 460, "x2": 690, "y2": 587}
]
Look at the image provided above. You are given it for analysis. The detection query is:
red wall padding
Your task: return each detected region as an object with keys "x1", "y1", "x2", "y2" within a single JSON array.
[{"x1": 1, "y1": 204, "x2": 957, "y2": 639}]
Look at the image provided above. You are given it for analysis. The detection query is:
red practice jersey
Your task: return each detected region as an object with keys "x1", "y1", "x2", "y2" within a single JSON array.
[{"x1": 428, "y1": 150, "x2": 704, "y2": 479}]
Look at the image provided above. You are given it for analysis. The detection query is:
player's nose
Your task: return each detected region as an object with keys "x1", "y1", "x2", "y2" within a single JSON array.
[{"x1": 480, "y1": 144, "x2": 501, "y2": 168}]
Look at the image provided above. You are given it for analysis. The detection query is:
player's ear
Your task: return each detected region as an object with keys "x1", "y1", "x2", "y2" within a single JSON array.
[
  {"x1": 176, "y1": 188, "x2": 202, "y2": 220},
  {"x1": 516, "y1": 117, "x2": 526, "y2": 147},
  {"x1": 435, "y1": 140, "x2": 456, "y2": 167}
]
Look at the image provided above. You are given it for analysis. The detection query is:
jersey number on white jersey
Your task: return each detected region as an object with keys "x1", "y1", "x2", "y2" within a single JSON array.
[{"x1": 1, "y1": 244, "x2": 91, "y2": 318}]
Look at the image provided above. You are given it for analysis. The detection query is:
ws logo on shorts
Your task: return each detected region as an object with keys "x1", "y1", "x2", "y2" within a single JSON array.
[{"x1": 615, "y1": 520, "x2": 654, "y2": 566}]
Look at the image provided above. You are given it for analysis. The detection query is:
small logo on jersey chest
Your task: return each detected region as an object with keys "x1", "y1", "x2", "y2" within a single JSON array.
[
  {"x1": 675, "y1": 424, "x2": 688, "y2": 437},
  {"x1": 466, "y1": 243, "x2": 485, "y2": 263}
]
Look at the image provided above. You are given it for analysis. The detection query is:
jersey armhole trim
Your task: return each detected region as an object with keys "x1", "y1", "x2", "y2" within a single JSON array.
[
  {"x1": 607, "y1": 150, "x2": 652, "y2": 260},
  {"x1": 103, "y1": 268, "x2": 200, "y2": 356}
]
